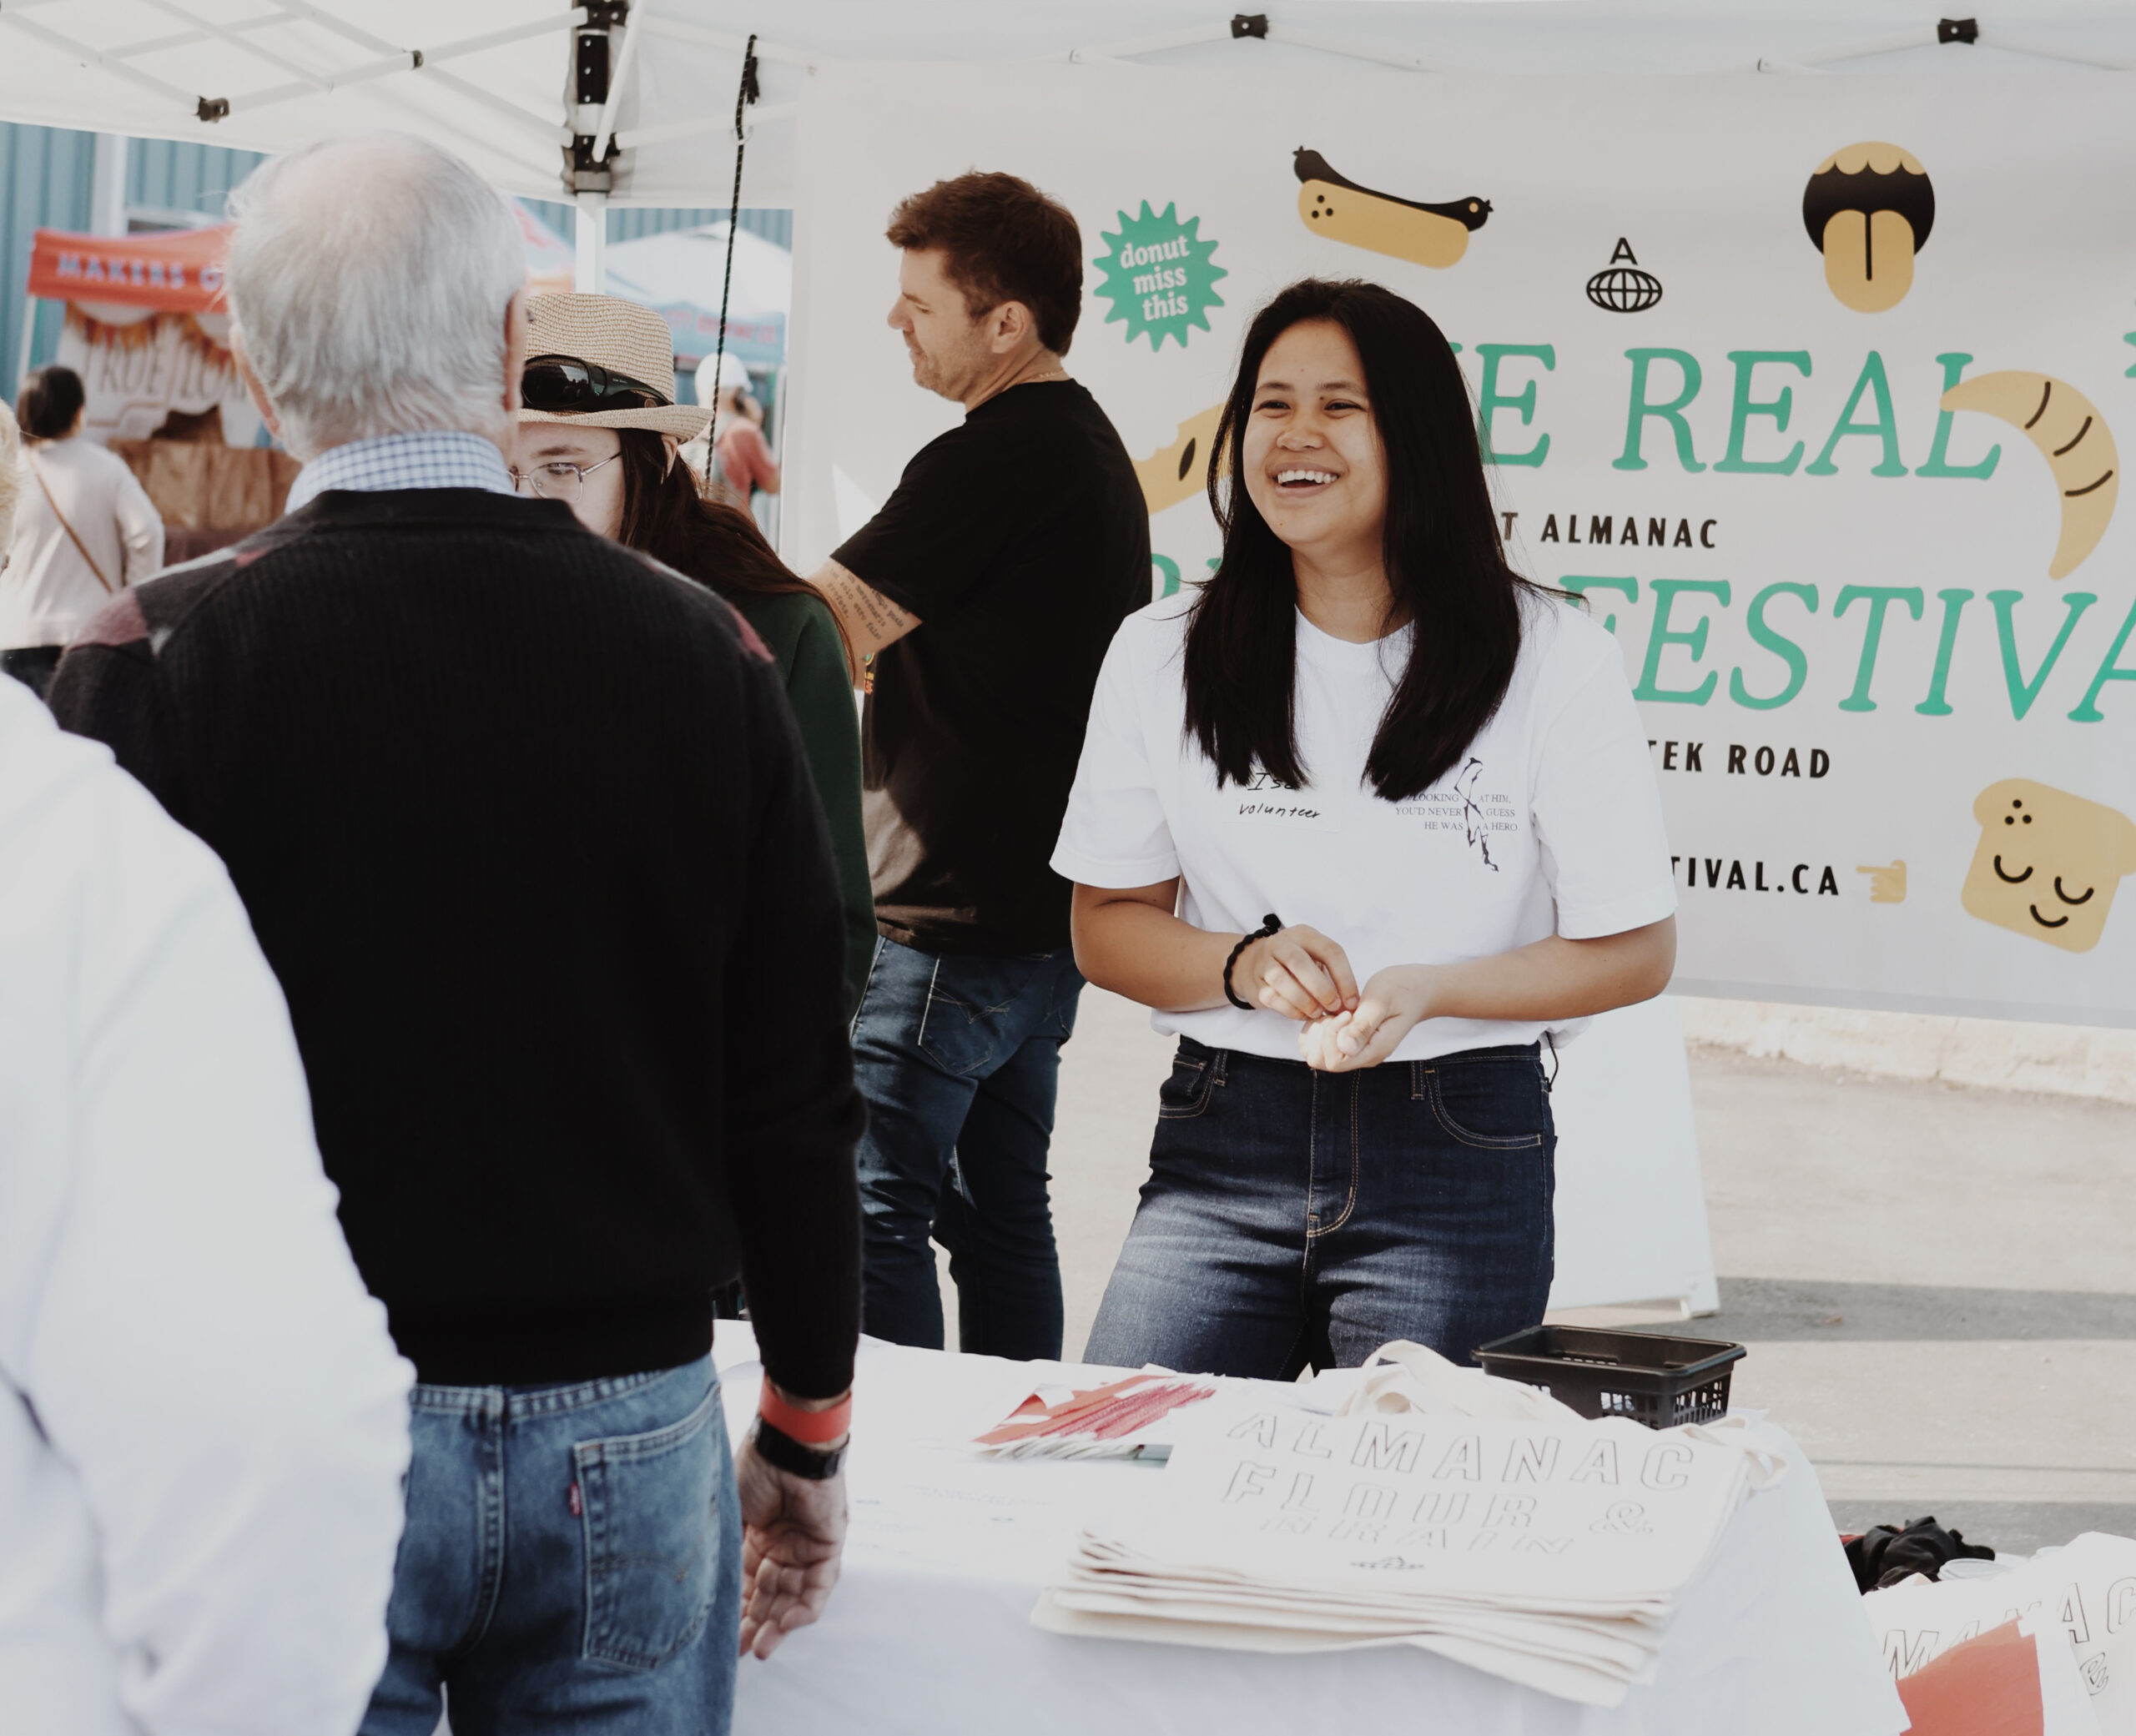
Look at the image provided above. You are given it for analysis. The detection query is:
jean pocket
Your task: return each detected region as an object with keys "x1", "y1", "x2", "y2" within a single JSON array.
[
  {"x1": 1424, "y1": 1060, "x2": 1551, "y2": 1150},
  {"x1": 918, "y1": 955, "x2": 1035, "y2": 1076},
  {"x1": 1155, "y1": 1051, "x2": 1217, "y2": 1120},
  {"x1": 575, "y1": 1380, "x2": 725, "y2": 1672}
]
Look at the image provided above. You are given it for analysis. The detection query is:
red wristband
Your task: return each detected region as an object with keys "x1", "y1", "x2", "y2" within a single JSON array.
[{"x1": 759, "y1": 1376, "x2": 852, "y2": 1445}]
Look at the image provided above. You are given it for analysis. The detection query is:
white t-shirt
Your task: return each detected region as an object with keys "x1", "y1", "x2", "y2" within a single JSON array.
[{"x1": 1050, "y1": 592, "x2": 1677, "y2": 1063}]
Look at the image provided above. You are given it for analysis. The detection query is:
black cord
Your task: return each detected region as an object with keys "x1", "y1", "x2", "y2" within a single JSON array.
[
  {"x1": 1223, "y1": 913, "x2": 1284, "y2": 1012},
  {"x1": 704, "y1": 32, "x2": 759, "y2": 500}
]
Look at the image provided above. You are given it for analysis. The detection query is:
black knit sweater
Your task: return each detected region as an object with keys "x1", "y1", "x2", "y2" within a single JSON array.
[{"x1": 50, "y1": 489, "x2": 863, "y2": 1396}]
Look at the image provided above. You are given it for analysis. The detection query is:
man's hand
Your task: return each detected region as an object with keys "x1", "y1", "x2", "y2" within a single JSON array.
[
  {"x1": 734, "y1": 1434, "x2": 849, "y2": 1659},
  {"x1": 1299, "y1": 965, "x2": 1437, "y2": 1071}
]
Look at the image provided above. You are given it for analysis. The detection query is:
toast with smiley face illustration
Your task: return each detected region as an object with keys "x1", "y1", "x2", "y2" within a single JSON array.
[
  {"x1": 1294, "y1": 148, "x2": 1491, "y2": 269},
  {"x1": 1961, "y1": 778, "x2": 2136, "y2": 954}
]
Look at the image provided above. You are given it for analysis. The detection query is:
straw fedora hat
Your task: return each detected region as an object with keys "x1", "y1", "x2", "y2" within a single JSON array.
[{"x1": 517, "y1": 292, "x2": 713, "y2": 441}]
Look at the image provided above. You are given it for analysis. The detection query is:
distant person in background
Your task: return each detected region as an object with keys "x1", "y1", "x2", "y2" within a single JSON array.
[
  {"x1": 0, "y1": 365, "x2": 162, "y2": 700},
  {"x1": 805, "y1": 171, "x2": 1150, "y2": 1360},
  {"x1": 700, "y1": 351, "x2": 780, "y2": 509},
  {"x1": 512, "y1": 292, "x2": 874, "y2": 1007},
  {"x1": 0, "y1": 395, "x2": 412, "y2": 1736}
]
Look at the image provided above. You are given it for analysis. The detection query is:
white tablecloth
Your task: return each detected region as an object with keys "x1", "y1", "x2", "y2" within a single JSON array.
[{"x1": 720, "y1": 1327, "x2": 1905, "y2": 1736}]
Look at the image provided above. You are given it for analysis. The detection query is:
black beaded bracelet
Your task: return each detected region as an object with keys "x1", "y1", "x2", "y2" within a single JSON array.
[
  {"x1": 750, "y1": 1416, "x2": 847, "y2": 1481},
  {"x1": 1222, "y1": 913, "x2": 1284, "y2": 1011}
]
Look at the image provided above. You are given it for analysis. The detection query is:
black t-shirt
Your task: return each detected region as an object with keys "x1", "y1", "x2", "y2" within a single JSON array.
[{"x1": 836, "y1": 380, "x2": 1150, "y2": 955}]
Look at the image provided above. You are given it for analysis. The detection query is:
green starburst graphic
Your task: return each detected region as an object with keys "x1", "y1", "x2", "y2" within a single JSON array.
[{"x1": 1093, "y1": 202, "x2": 1226, "y2": 352}]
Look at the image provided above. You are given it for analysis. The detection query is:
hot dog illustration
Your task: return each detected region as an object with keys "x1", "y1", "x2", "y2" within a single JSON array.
[
  {"x1": 1294, "y1": 148, "x2": 1490, "y2": 269},
  {"x1": 1940, "y1": 370, "x2": 2118, "y2": 579},
  {"x1": 1132, "y1": 403, "x2": 1227, "y2": 516},
  {"x1": 1803, "y1": 143, "x2": 1933, "y2": 313}
]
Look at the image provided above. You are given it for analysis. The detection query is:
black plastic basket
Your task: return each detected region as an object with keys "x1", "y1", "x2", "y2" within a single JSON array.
[{"x1": 1473, "y1": 1326, "x2": 1746, "y2": 1428}]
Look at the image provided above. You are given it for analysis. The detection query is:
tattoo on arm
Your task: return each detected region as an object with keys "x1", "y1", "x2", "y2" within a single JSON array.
[{"x1": 809, "y1": 560, "x2": 920, "y2": 677}]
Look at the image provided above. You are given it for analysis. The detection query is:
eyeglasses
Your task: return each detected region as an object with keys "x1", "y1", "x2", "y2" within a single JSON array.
[
  {"x1": 521, "y1": 354, "x2": 670, "y2": 414},
  {"x1": 509, "y1": 452, "x2": 621, "y2": 501}
]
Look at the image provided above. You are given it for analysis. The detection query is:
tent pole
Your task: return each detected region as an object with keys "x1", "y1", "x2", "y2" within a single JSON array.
[
  {"x1": 91, "y1": 136, "x2": 129, "y2": 237},
  {"x1": 575, "y1": 194, "x2": 607, "y2": 292},
  {"x1": 16, "y1": 299, "x2": 41, "y2": 400}
]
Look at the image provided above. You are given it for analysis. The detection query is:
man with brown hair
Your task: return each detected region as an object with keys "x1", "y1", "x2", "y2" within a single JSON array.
[{"x1": 809, "y1": 171, "x2": 1149, "y2": 1360}]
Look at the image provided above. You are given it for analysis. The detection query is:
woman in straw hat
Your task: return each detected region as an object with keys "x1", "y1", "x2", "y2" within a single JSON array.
[{"x1": 513, "y1": 292, "x2": 873, "y2": 1007}]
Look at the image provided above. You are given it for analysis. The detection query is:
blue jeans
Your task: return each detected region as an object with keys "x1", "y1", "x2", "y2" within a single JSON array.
[
  {"x1": 360, "y1": 1356, "x2": 738, "y2": 1736},
  {"x1": 850, "y1": 937, "x2": 1084, "y2": 1357},
  {"x1": 1086, "y1": 1039, "x2": 1555, "y2": 1378}
]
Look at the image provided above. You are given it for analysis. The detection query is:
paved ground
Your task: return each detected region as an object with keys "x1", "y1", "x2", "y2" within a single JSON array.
[{"x1": 938, "y1": 989, "x2": 2136, "y2": 1556}]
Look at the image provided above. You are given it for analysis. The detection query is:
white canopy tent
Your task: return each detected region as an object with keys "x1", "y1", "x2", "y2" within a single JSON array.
[
  {"x1": 5, "y1": 3, "x2": 2133, "y2": 1319},
  {"x1": 1, "y1": 3, "x2": 2133, "y2": 287}
]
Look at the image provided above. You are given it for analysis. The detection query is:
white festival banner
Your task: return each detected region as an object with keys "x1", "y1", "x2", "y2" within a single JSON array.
[{"x1": 787, "y1": 63, "x2": 2136, "y2": 1024}]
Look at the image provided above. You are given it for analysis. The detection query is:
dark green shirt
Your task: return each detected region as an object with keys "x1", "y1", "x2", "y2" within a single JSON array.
[{"x1": 733, "y1": 590, "x2": 875, "y2": 1006}]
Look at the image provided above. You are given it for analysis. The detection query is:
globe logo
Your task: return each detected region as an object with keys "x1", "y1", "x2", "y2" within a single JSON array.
[{"x1": 1585, "y1": 239, "x2": 1662, "y2": 313}]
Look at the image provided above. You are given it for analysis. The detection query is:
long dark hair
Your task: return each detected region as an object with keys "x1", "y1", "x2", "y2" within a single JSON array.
[
  {"x1": 613, "y1": 429, "x2": 850, "y2": 659},
  {"x1": 1183, "y1": 279, "x2": 1546, "y2": 803}
]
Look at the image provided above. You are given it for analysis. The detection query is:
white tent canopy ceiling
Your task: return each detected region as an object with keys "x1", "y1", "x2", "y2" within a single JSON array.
[{"x1": 0, "y1": 3, "x2": 2132, "y2": 220}]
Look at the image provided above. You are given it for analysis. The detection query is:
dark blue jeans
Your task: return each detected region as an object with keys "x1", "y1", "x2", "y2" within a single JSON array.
[
  {"x1": 850, "y1": 936, "x2": 1084, "y2": 1358},
  {"x1": 1085, "y1": 1039, "x2": 1555, "y2": 1378},
  {"x1": 360, "y1": 1356, "x2": 738, "y2": 1736}
]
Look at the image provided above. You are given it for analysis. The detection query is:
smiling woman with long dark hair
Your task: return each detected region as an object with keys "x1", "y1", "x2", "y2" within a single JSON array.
[{"x1": 1050, "y1": 278, "x2": 1679, "y2": 1379}]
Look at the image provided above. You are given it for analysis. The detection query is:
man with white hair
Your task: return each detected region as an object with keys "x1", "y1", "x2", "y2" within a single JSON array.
[
  {"x1": 0, "y1": 400, "x2": 413, "y2": 1733},
  {"x1": 48, "y1": 133, "x2": 863, "y2": 1733}
]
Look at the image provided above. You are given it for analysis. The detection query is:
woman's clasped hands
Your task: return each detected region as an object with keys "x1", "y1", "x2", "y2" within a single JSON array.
[{"x1": 1236, "y1": 926, "x2": 1438, "y2": 1073}]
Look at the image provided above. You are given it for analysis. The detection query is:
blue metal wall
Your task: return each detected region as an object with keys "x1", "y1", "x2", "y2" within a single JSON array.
[
  {"x1": 521, "y1": 201, "x2": 793, "y2": 250},
  {"x1": 1, "y1": 123, "x2": 94, "y2": 399},
  {"x1": 3, "y1": 122, "x2": 793, "y2": 400},
  {"x1": 128, "y1": 137, "x2": 270, "y2": 228}
]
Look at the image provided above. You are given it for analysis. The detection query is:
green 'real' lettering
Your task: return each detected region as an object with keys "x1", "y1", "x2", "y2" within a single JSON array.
[
  {"x1": 1614, "y1": 349, "x2": 1705, "y2": 473},
  {"x1": 1918, "y1": 354, "x2": 2002, "y2": 480},
  {"x1": 1806, "y1": 351, "x2": 1907, "y2": 476},
  {"x1": 1715, "y1": 350, "x2": 1811, "y2": 475}
]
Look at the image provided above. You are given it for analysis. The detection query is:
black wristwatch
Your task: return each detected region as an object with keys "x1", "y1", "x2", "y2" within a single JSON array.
[{"x1": 750, "y1": 1416, "x2": 847, "y2": 1481}]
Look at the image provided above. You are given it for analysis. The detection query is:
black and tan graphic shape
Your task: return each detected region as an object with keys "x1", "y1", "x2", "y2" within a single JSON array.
[
  {"x1": 1803, "y1": 143, "x2": 1933, "y2": 313},
  {"x1": 1131, "y1": 404, "x2": 1227, "y2": 516},
  {"x1": 1940, "y1": 371, "x2": 2118, "y2": 579},
  {"x1": 1294, "y1": 148, "x2": 1489, "y2": 269},
  {"x1": 1586, "y1": 239, "x2": 1662, "y2": 313},
  {"x1": 1962, "y1": 779, "x2": 2136, "y2": 954}
]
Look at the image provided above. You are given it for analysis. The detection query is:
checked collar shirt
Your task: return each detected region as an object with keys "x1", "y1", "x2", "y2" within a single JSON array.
[{"x1": 284, "y1": 430, "x2": 517, "y2": 514}]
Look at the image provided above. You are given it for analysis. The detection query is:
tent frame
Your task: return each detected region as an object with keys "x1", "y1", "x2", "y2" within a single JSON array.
[{"x1": 0, "y1": 3, "x2": 2127, "y2": 241}]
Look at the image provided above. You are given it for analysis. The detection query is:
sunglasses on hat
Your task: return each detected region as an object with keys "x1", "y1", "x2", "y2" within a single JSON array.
[{"x1": 521, "y1": 354, "x2": 670, "y2": 414}]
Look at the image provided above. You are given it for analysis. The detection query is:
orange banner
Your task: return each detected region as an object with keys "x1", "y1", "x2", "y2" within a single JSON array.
[{"x1": 27, "y1": 224, "x2": 230, "y2": 313}]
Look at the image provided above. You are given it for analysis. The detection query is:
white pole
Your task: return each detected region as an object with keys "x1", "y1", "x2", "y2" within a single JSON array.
[
  {"x1": 90, "y1": 134, "x2": 128, "y2": 237},
  {"x1": 574, "y1": 191, "x2": 607, "y2": 292},
  {"x1": 15, "y1": 299, "x2": 38, "y2": 398}
]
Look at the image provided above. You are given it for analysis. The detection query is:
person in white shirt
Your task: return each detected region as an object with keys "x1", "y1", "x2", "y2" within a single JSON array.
[
  {"x1": 1, "y1": 365, "x2": 164, "y2": 699},
  {"x1": 0, "y1": 396, "x2": 411, "y2": 1732},
  {"x1": 1052, "y1": 279, "x2": 1678, "y2": 1379}
]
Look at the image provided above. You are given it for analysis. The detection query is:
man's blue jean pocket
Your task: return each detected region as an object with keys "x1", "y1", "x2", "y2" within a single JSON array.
[
  {"x1": 918, "y1": 952, "x2": 1081, "y2": 1077},
  {"x1": 575, "y1": 1381, "x2": 727, "y2": 1672}
]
